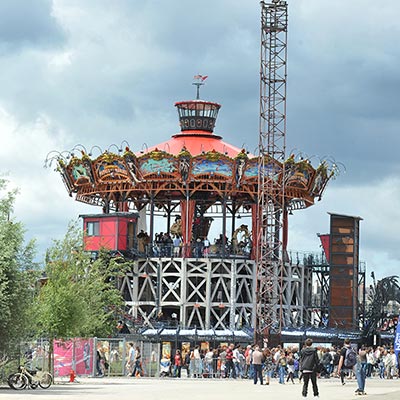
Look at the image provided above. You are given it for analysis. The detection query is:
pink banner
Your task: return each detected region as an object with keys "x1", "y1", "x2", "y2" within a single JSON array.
[
  {"x1": 53, "y1": 338, "x2": 93, "y2": 376},
  {"x1": 74, "y1": 338, "x2": 93, "y2": 375}
]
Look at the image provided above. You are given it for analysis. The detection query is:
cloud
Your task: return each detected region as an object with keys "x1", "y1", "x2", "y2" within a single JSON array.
[
  {"x1": 0, "y1": 0, "x2": 65, "y2": 53},
  {"x1": 289, "y1": 176, "x2": 400, "y2": 278},
  {"x1": 0, "y1": 0, "x2": 398, "y2": 280},
  {"x1": 0, "y1": 107, "x2": 92, "y2": 259}
]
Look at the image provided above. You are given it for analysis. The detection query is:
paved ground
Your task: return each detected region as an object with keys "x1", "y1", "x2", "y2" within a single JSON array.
[{"x1": 0, "y1": 376, "x2": 399, "y2": 400}]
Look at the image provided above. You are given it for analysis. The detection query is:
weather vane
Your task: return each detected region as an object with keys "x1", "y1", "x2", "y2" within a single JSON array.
[{"x1": 192, "y1": 74, "x2": 208, "y2": 99}]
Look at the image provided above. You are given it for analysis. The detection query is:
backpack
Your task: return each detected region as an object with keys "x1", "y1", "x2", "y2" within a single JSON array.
[{"x1": 344, "y1": 347, "x2": 357, "y2": 368}]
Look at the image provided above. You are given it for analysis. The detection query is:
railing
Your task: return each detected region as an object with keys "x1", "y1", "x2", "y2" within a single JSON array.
[
  {"x1": 286, "y1": 250, "x2": 328, "y2": 266},
  {"x1": 135, "y1": 242, "x2": 253, "y2": 260}
]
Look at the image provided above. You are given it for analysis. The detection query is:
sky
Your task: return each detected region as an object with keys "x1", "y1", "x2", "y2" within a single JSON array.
[{"x1": 0, "y1": 0, "x2": 399, "y2": 280}]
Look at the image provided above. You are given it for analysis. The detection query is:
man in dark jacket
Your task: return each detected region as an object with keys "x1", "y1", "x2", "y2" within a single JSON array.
[{"x1": 299, "y1": 338, "x2": 319, "y2": 398}]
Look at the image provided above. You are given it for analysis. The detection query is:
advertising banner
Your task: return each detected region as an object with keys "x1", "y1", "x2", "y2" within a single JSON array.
[
  {"x1": 394, "y1": 316, "x2": 400, "y2": 367},
  {"x1": 53, "y1": 338, "x2": 93, "y2": 376}
]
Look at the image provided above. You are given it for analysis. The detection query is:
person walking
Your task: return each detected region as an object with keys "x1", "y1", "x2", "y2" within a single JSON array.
[
  {"x1": 277, "y1": 351, "x2": 287, "y2": 384},
  {"x1": 244, "y1": 345, "x2": 252, "y2": 379},
  {"x1": 337, "y1": 338, "x2": 357, "y2": 386},
  {"x1": 354, "y1": 346, "x2": 367, "y2": 395},
  {"x1": 173, "y1": 349, "x2": 182, "y2": 378},
  {"x1": 218, "y1": 346, "x2": 227, "y2": 378},
  {"x1": 205, "y1": 348, "x2": 214, "y2": 378},
  {"x1": 184, "y1": 350, "x2": 191, "y2": 378},
  {"x1": 126, "y1": 343, "x2": 135, "y2": 377},
  {"x1": 96, "y1": 347, "x2": 105, "y2": 377},
  {"x1": 263, "y1": 348, "x2": 274, "y2": 385},
  {"x1": 191, "y1": 345, "x2": 201, "y2": 378},
  {"x1": 132, "y1": 346, "x2": 143, "y2": 377},
  {"x1": 299, "y1": 338, "x2": 320, "y2": 398},
  {"x1": 225, "y1": 343, "x2": 237, "y2": 379},
  {"x1": 321, "y1": 348, "x2": 332, "y2": 378},
  {"x1": 252, "y1": 345, "x2": 264, "y2": 385},
  {"x1": 286, "y1": 352, "x2": 295, "y2": 384}
]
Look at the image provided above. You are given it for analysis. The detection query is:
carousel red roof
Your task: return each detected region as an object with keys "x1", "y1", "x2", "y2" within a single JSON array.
[
  {"x1": 144, "y1": 131, "x2": 244, "y2": 158},
  {"x1": 139, "y1": 99, "x2": 249, "y2": 158}
]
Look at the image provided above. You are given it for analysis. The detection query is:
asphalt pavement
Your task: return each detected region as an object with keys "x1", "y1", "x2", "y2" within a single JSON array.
[{"x1": 0, "y1": 376, "x2": 399, "y2": 400}]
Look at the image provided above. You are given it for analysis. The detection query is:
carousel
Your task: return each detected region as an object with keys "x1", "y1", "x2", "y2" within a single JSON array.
[{"x1": 46, "y1": 81, "x2": 336, "y2": 335}]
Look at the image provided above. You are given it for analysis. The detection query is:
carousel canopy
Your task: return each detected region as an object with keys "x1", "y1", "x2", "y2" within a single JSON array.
[{"x1": 45, "y1": 96, "x2": 338, "y2": 212}]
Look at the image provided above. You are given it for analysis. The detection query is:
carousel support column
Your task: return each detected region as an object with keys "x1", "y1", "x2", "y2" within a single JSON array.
[
  {"x1": 222, "y1": 195, "x2": 227, "y2": 257},
  {"x1": 156, "y1": 260, "x2": 161, "y2": 319},
  {"x1": 184, "y1": 188, "x2": 189, "y2": 258},
  {"x1": 166, "y1": 202, "x2": 171, "y2": 235},
  {"x1": 252, "y1": 258, "x2": 257, "y2": 331},
  {"x1": 167, "y1": 212, "x2": 171, "y2": 235},
  {"x1": 231, "y1": 200, "x2": 236, "y2": 240},
  {"x1": 274, "y1": 206, "x2": 281, "y2": 261},
  {"x1": 230, "y1": 260, "x2": 237, "y2": 330},
  {"x1": 299, "y1": 256, "x2": 305, "y2": 325},
  {"x1": 181, "y1": 259, "x2": 187, "y2": 328},
  {"x1": 181, "y1": 190, "x2": 195, "y2": 258},
  {"x1": 251, "y1": 204, "x2": 260, "y2": 260},
  {"x1": 132, "y1": 262, "x2": 139, "y2": 319},
  {"x1": 205, "y1": 259, "x2": 212, "y2": 329},
  {"x1": 282, "y1": 207, "x2": 289, "y2": 262},
  {"x1": 149, "y1": 193, "x2": 155, "y2": 255}
]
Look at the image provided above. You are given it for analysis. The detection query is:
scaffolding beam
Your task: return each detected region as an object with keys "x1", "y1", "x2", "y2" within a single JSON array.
[{"x1": 256, "y1": 0, "x2": 288, "y2": 340}]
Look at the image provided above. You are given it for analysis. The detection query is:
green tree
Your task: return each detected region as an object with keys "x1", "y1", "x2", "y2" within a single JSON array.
[
  {"x1": 0, "y1": 178, "x2": 39, "y2": 356},
  {"x1": 35, "y1": 223, "x2": 125, "y2": 339}
]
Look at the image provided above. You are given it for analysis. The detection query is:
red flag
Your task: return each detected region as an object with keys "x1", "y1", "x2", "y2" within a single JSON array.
[
  {"x1": 201, "y1": 75, "x2": 208, "y2": 81},
  {"x1": 318, "y1": 234, "x2": 330, "y2": 262}
]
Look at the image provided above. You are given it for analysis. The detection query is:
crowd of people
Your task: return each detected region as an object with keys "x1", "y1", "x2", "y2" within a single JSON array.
[
  {"x1": 152, "y1": 232, "x2": 208, "y2": 258},
  {"x1": 136, "y1": 229, "x2": 250, "y2": 259},
  {"x1": 162, "y1": 340, "x2": 399, "y2": 396}
]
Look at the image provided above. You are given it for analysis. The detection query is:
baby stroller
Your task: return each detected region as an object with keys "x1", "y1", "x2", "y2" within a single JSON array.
[{"x1": 160, "y1": 357, "x2": 171, "y2": 377}]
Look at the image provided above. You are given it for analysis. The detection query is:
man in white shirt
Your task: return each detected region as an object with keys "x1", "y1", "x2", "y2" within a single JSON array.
[
  {"x1": 127, "y1": 343, "x2": 136, "y2": 376},
  {"x1": 205, "y1": 348, "x2": 214, "y2": 377}
]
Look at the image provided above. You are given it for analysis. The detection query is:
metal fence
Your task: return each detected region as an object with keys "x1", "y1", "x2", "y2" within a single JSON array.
[{"x1": 91, "y1": 338, "x2": 162, "y2": 377}]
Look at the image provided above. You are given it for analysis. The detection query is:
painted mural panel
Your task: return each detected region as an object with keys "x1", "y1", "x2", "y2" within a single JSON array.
[
  {"x1": 97, "y1": 160, "x2": 129, "y2": 182},
  {"x1": 71, "y1": 163, "x2": 91, "y2": 185},
  {"x1": 244, "y1": 160, "x2": 281, "y2": 181},
  {"x1": 192, "y1": 158, "x2": 232, "y2": 177},
  {"x1": 285, "y1": 166, "x2": 312, "y2": 189},
  {"x1": 140, "y1": 157, "x2": 176, "y2": 175}
]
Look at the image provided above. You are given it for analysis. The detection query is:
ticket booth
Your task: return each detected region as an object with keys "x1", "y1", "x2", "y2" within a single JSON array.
[{"x1": 81, "y1": 212, "x2": 139, "y2": 255}]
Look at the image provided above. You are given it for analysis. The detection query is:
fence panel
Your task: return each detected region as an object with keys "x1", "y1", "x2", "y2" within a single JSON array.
[{"x1": 141, "y1": 342, "x2": 160, "y2": 377}]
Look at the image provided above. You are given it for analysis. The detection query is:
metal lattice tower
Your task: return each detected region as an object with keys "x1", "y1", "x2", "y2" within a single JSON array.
[{"x1": 256, "y1": 0, "x2": 288, "y2": 339}]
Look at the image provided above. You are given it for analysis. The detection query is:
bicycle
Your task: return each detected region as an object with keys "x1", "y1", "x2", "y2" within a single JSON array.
[{"x1": 8, "y1": 364, "x2": 53, "y2": 390}]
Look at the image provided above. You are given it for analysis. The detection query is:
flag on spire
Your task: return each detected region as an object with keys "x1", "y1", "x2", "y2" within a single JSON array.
[
  {"x1": 193, "y1": 74, "x2": 208, "y2": 81},
  {"x1": 192, "y1": 74, "x2": 208, "y2": 99}
]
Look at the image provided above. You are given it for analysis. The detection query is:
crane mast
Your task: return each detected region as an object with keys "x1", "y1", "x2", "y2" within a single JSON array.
[{"x1": 256, "y1": 0, "x2": 288, "y2": 341}]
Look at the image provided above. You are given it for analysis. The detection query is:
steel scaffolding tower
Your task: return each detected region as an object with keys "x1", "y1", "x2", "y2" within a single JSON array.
[{"x1": 256, "y1": 0, "x2": 288, "y2": 339}]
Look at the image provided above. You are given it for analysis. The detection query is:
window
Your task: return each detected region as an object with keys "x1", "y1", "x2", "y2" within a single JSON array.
[{"x1": 86, "y1": 221, "x2": 100, "y2": 236}]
